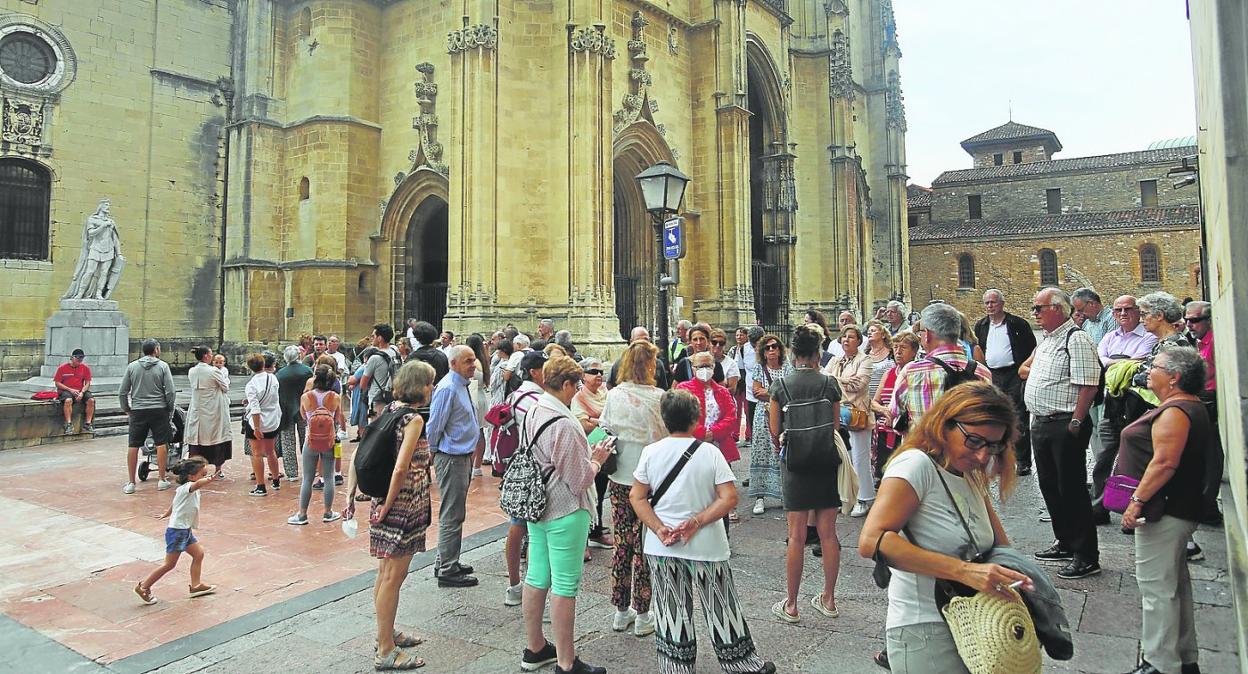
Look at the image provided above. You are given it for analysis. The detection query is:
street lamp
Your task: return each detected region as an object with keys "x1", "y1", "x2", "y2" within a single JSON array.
[{"x1": 635, "y1": 160, "x2": 690, "y2": 357}]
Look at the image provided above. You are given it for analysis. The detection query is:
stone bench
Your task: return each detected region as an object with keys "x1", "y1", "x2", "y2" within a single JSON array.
[{"x1": 0, "y1": 399, "x2": 94, "y2": 451}]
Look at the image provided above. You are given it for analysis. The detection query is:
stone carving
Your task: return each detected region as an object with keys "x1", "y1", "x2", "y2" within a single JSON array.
[
  {"x1": 824, "y1": 0, "x2": 849, "y2": 15},
  {"x1": 569, "y1": 25, "x2": 616, "y2": 59},
  {"x1": 613, "y1": 11, "x2": 662, "y2": 134},
  {"x1": 829, "y1": 30, "x2": 854, "y2": 100},
  {"x1": 882, "y1": 0, "x2": 900, "y2": 55},
  {"x1": 886, "y1": 70, "x2": 906, "y2": 131},
  {"x1": 667, "y1": 23, "x2": 679, "y2": 55},
  {"x1": 447, "y1": 24, "x2": 497, "y2": 54},
  {"x1": 410, "y1": 62, "x2": 447, "y2": 175},
  {"x1": 62, "y1": 198, "x2": 124, "y2": 301},
  {"x1": 761, "y1": 154, "x2": 798, "y2": 214},
  {"x1": 2, "y1": 96, "x2": 43, "y2": 146}
]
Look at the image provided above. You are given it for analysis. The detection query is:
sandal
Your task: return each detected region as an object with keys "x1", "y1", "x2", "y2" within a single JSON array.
[
  {"x1": 134, "y1": 581, "x2": 157, "y2": 605},
  {"x1": 728, "y1": 511, "x2": 741, "y2": 524},
  {"x1": 189, "y1": 583, "x2": 217, "y2": 598},
  {"x1": 374, "y1": 647, "x2": 425, "y2": 670},
  {"x1": 771, "y1": 598, "x2": 799, "y2": 624},
  {"x1": 810, "y1": 592, "x2": 839, "y2": 618},
  {"x1": 393, "y1": 631, "x2": 423, "y2": 648}
]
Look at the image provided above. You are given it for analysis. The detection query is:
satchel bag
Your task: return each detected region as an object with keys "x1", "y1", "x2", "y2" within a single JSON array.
[
  {"x1": 1102, "y1": 474, "x2": 1139, "y2": 514},
  {"x1": 841, "y1": 406, "x2": 872, "y2": 432}
]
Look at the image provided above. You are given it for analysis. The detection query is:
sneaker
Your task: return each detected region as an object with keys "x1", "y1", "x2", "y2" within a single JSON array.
[
  {"x1": 1033, "y1": 542, "x2": 1073, "y2": 562},
  {"x1": 520, "y1": 640, "x2": 557, "y2": 672},
  {"x1": 322, "y1": 511, "x2": 341, "y2": 524},
  {"x1": 633, "y1": 611, "x2": 655, "y2": 637},
  {"x1": 587, "y1": 534, "x2": 615, "y2": 549},
  {"x1": 504, "y1": 583, "x2": 523, "y2": 607},
  {"x1": 1186, "y1": 542, "x2": 1204, "y2": 561},
  {"x1": 312, "y1": 477, "x2": 324, "y2": 490},
  {"x1": 555, "y1": 658, "x2": 606, "y2": 674},
  {"x1": 1039, "y1": 513, "x2": 1052, "y2": 523},
  {"x1": 1016, "y1": 465, "x2": 1032, "y2": 476},
  {"x1": 123, "y1": 482, "x2": 136, "y2": 495},
  {"x1": 850, "y1": 501, "x2": 871, "y2": 518},
  {"x1": 611, "y1": 608, "x2": 637, "y2": 632},
  {"x1": 334, "y1": 474, "x2": 344, "y2": 486},
  {"x1": 64, "y1": 423, "x2": 73, "y2": 435},
  {"x1": 471, "y1": 467, "x2": 483, "y2": 477},
  {"x1": 752, "y1": 499, "x2": 765, "y2": 515},
  {"x1": 271, "y1": 478, "x2": 281, "y2": 490},
  {"x1": 287, "y1": 513, "x2": 309, "y2": 525},
  {"x1": 157, "y1": 479, "x2": 172, "y2": 491},
  {"x1": 1057, "y1": 559, "x2": 1101, "y2": 579},
  {"x1": 249, "y1": 486, "x2": 267, "y2": 497},
  {"x1": 83, "y1": 423, "x2": 94, "y2": 433}
]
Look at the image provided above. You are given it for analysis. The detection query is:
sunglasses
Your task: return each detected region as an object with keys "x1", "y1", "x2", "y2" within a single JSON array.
[
  {"x1": 585, "y1": 369, "x2": 603, "y2": 376},
  {"x1": 1030, "y1": 304, "x2": 1057, "y2": 314},
  {"x1": 954, "y1": 422, "x2": 1008, "y2": 455},
  {"x1": 1186, "y1": 316, "x2": 1209, "y2": 324},
  {"x1": 711, "y1": 340, "x2": 726, "y2": 346},
  {"x1": 764, "y1": 343, "x2": 781, "y2": 351}
]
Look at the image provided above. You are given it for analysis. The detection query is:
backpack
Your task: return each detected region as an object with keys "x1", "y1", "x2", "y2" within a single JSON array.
[
  {"x1": 485, "y1": 390, "x2": 539, "y2": 477},
  {"x1": 306, "y1": 391, "x2": 336, "y2": 452},
  {"x1": 778, "y1": 376, "x2": 841, "y2": 473},
  {"x1": 353, "y1": 405, "x2": 413, "y2": 498},
  {"x1": 926, "y1": 355, "x2": 981, "y2": 392},
  {"x1": 1062, "y1": 327, "x2": 1107, "y2": 406},
  {"x1": 371, "y1": 349, "x2": 402, "y2": 405},
  {"x1": 498, "y1": 414, "x2": 562, "y2": 522}
]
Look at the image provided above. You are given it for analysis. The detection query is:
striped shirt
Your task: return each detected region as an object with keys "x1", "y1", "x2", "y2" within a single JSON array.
[{"x1": 890, "y1": 345, "x2": 993, "y2": 424}]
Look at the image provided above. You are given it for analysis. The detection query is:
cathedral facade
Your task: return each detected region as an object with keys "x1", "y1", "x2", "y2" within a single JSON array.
[{"x1": 0, "y1": 0, "x2": 907, "y2": 377}]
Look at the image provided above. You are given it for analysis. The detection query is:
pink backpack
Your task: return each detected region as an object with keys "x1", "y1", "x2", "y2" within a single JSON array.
[
  {"x1": 306, "y1": 391, "x2": 336, "y2": 452},
  {"x1": 485, "y1": 391, "x2": 538, "y2": 477}
]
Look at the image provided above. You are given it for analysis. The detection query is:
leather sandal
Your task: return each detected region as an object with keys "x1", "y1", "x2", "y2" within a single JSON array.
[
  {"x1": 375, "y1": 647, "x2": 425, "y2": 670},
  {"x1": 393, "y1": 631, "x2": 423, "y2": 648}
]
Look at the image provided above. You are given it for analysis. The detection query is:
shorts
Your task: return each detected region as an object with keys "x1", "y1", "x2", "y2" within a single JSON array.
[
  {"x1": 243, "y1": 422, "x2": 278, "y2": 440},
  {"x1": 164, "y1": 527, "x2": 198, "y2": 554},
  {"x1": 128, "y1": 408, "x2": 174, "y2": 448},
  {"x1": 57, "y1": 390, "x2": 94, "y2": 402}
]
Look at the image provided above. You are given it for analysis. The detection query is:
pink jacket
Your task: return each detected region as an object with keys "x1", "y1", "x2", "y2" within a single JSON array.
[{"x1": 675, "y1": 379, "x2": 740, "y2": 463}]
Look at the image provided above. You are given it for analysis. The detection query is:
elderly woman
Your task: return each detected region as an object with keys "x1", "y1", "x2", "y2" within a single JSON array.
[
  {"x1": 600, "y1": 341, "x2": 667, "y2": 638},
  {"x1": 630, "y1": 389, "x2": 776, "y2": 674},
  {"x1": 344, "y1": 360, "x2": 435, "y2": 671},
  {"x1": 675, "y1": 351, "x2": 740, "y2": 522},
  {"x1": 859, "y1": 382, "x2": 1034, "y2": 673},
  {"x1": 749, "y1": 333, "x2": 792, "y2": 515},
  {"x1": 520, "y1": 356, "x2": 614, "y2": 674},
  {"x1": 186, "y1": 346, "x2": 232, "y2": 479},
  {"x1": 825, "y1": 324, "x2": 876, "y2": 517},
  {"x1": 1120, "y1": 347, "x2": 1210, "y2": 674},
  {"x1": 871, "y1": 331, "x2": 920, "y2": 481},
  {"x1": 489, "y1": 340, "x2": 515, "y2": 406},
  {"x1": 1132, "y1": 292, "x2": 1193, "y2": 388},
  {"x1": 276, "y1": 345, "x2": 312, "y2": 481},
  {"x1": 769, "y1": 325, "x2": 844, "y2": 623},
  {"x1": 244, "y1": 352, "x2": 282, "y2": 497},
  {"x1": 572, "y1": 357, "x2": 614, "y2": 549}
]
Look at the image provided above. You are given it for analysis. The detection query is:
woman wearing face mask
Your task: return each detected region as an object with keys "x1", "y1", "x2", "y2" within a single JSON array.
[{"x1": 675, "y1": 352, "x2": 740, "y2": 520}]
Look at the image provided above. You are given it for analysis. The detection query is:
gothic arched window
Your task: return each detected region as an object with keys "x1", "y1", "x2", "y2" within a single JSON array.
[
  {"x1": 957, "y1": 253, "x2": 975, "y2": 288},
  {"x1": 1038, "y1": 248, "x2": 1058, "y2": 286},
  {"x1": 297, "y1": 8, "x2": 312, "y2": 39},
  {"x1": 299, "y1": 176, "x2": 310, "y2": 201},
  {"x1": 0, "y1": 158, "x2": 50, "y2": 260},
  {"x1": 1140, "y1": 243, "x2": 1161, "y2": 283}
]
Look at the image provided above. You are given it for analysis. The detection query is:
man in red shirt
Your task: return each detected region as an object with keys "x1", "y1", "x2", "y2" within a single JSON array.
[{"x1": 54, "y1": 349, "x2": 95, "y2": 434}]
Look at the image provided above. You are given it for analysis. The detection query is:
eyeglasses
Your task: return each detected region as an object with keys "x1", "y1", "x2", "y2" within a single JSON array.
[
  {"x1": 1186, "y1": 316, "x2": 1209, "y2": 324},
  {"x1": 954, "y1": 422, "x2": 1008, "y2": 455},
  {"x1": 764, "y1": 343, "x2": 781, "y2": 351},
  {"x1": 1112, "y1": 307, "x2": 1138, "y2": 314},
  {"x1": 585, "y1": 369, "x2": 603, "y2": 376},
  {"x1": 1030, "y1": 304, "x2": 1057, "y2": 314}
]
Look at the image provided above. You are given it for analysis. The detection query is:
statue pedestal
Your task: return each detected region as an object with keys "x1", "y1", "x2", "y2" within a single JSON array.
[{"x1": 20, "y1": 299, "x2": 131, "y2": 393}]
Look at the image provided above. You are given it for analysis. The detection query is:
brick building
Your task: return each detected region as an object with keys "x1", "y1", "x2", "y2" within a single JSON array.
[{"x1": 908, "y1": 121, "x2": 1202, "y2": 318}]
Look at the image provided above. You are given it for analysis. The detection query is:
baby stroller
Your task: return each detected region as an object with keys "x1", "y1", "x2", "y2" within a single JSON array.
[{"x1": 139, "y1": 407, "x2": 186, "y2": 482}]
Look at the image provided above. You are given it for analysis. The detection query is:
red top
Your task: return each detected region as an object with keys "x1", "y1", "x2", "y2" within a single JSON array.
[
  {"x1": 675, "y1": 379, "x2": 740, "y2": 463},
  {"x1": 54, "y1": 362, "x2": 92, "y2": 391}
]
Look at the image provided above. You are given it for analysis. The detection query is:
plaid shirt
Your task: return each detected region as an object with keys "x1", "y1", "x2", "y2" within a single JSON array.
[
  {"x1": 1024, "y1": 320, "x2": 1101, "y2": 416},
  {"x1": 890, "y1": 344, "x2": 992, "y2": 424}
]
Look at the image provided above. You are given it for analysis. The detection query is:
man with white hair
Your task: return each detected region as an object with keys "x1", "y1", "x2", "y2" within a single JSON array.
[
  {"x1": 669, "y1": 319, "x2": 693, "y2": 365},
  {"x1": 890, "y1": 303, "x2": 991, "y2": 425},
  {"x1": 1025, "y1": 287, "x2": 1102, "y2": 579},
  {"x1": 607, "y1": 326, "x2": 670, "y2": 389},
  {"x1": 974, "y1": 288, "x2": 1037, "y2": 475},
  {"x1": 537, "y1": 318, "x2": 555, "y2": 342},
  {"x1": 503, "y1": 333, "x2": 533, "y2": 388},
  {"x1": 884, "y1": 301, "x2": 910, "y2": 336},
  {"x1": 428, "y1": 345, "x2": 481, "y2": 587},
  {"x1": 826, "y1": 310, "x2": 856, "y2": 359}
]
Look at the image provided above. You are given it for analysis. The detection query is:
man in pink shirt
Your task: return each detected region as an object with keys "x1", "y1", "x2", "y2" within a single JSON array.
[{"x1": 1185, "y1": 300, "x2": 1223, "y2": 525}]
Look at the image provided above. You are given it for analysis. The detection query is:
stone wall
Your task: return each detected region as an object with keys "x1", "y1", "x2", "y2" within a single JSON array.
[
  {"x1": 910, "y1": 226, "x2": 1203, "y2": 319},
  {"x1": 971, "y1": 143, "x2": 1051, "y2": 167}
]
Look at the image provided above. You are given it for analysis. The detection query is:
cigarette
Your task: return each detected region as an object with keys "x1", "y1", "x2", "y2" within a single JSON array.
[{"x1": 1008, "y1": 580, "x2": 1025, "y2": 590}]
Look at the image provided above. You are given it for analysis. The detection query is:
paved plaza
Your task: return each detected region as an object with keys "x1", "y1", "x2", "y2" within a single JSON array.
[{"x1": 0, "y1": 429, "x2": 1239, "y2": 674}]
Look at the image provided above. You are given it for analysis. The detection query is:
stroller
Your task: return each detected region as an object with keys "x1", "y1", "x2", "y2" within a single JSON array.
[{"x1": 139, "y1": 407, "x2": 186, "y2": 482}]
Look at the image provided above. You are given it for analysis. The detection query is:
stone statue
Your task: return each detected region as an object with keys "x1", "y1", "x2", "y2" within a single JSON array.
[{"x1": 62, "y1": 198, "x2": 124, "y2": 301}]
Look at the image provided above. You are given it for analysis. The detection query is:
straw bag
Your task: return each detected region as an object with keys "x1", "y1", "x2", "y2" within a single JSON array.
[{"x1": 942, "y1": 587, "x2": 1041, "y2": 674}]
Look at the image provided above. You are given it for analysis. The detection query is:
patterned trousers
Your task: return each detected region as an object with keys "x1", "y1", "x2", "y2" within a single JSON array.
[
  {"x1": 609, "y1": 481, "x2": 651, "y2": 613},
  {"x1": 276, "y1": 416, "x2": 306, "y2": 478},
  {"x1": 647, "y1": 555, "x2": 767, "y2": 674}
]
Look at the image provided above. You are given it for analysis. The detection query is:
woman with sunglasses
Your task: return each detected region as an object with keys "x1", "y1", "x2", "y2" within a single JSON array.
[
  {"x1": 573, "y1": 357, "x2": 615, "y2": 550},
  {"x1": 859, "y1": 381, "x2": 1032, "y2": 673},
  {"x1": 748, "y1": 334, "x2": 791, "y2": 515}
]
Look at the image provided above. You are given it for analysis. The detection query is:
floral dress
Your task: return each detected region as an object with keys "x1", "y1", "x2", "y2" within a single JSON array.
[
  {"x1": 369, "y1": 403, "x2": 432, "y2": 559},
  {"x1": 748, "y1": 361, "x2": 792, "y2": 501}
]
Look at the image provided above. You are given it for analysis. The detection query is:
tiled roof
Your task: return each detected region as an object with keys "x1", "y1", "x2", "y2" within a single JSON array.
[
  {"x1": 960, "y1": 121, "x2": 1060, "y2": 148},
  {"x1": 907, "y1": 190, "x2": 931, "y2": 208},
  {"x1": 933, "y1": 145, "x2": 1197, "y2": 185},
  {"x1": 910, "y1": 206, "x2": 1200, "y2": 242}
]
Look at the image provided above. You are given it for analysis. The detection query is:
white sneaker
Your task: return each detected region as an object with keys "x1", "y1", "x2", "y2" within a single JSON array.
[
  {"x1": 471, "y1": 467, "x2": 483, "y2": 478},
  {"x1": 633, "y1": 611, "x2": 655, "y2": 637},
  {"x1": 611, "y1": 608, "x2": 637, "y2": 632},
  {"x1": 157, "y1": 479, "x2": 172, "y2": 491},
  {"x1": 123, "y1": 482, "x2": 136, "y2": 495},
  {"x1": 850, "y1": 501, "x2": 871, "y2": 518},
  {"x1": 504, "y1": 583, "x2": 523, "y2": 606},
  {"x1": 752, "y1": 499, "x2": 765, "y2": 515}
]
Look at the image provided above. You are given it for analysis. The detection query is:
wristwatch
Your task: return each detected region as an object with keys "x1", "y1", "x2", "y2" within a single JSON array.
[
  {"x1": 1130, "y1": 494, "x2": 1147, "y2": 504},
  {"x1": 1069, "y1": 418, "x2": 1083, "y2": 427}
]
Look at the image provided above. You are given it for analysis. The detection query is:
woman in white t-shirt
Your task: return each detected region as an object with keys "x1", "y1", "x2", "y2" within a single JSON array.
[
  {"x1": 630, "y1": 389, "x2": 775, "y2": 674},
  {"x1": 858, "y1": 381, "x2": 1034, "y2": 674}
]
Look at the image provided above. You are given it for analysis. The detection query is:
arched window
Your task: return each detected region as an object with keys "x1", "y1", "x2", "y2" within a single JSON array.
[
  {"x1": 297, "y1": 7, "x2": 312, "y2": 39},
  {"x1": 0, "y1": 158, "x2": 51, "y2": 260},
  {"x1": 957, "y1": 253, "x2": 975, "y2": 288},
  {"x1": 299, "y1": 177, "x2": 310, "y2": 201},
  {"x1": 1139, "y1": 243, "x2": 1161, "y2": 283},
  {"x1": 1038, "y1": 248, "x2": 1058, "y2": 286}
]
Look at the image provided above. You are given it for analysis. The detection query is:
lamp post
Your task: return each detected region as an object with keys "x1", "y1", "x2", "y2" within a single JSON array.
[{"x1": 634, "y1": 160, "x2": 690, "y2": 358}]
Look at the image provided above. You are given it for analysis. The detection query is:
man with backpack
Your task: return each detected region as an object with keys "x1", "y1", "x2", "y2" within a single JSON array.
[
  {"x1": 1024, "y1": 287, "x2": 1103, "y2": 580},
  {"x1": 408, "y1": 320, "x2": 449, "y2": 383},
  {"x1": 358, "y1": 323, "x2": 402, "y2": 426},
  {"x1": 890, "y1": 303, "x2": 992, "y2": 427}
]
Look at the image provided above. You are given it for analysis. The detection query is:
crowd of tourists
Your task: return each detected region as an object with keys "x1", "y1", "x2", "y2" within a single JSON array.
[{"x1": 91, "y1": 284, "x2": 1221, "y2": 674}]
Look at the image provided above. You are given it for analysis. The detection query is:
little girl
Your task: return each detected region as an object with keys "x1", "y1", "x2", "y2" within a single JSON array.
[{"x1": 134, "y1": 457, "x2": 217, "y2": 604}]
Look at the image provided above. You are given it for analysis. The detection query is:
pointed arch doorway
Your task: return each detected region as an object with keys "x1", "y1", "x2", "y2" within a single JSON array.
[
  {"x1": 612, "y1": 121, "x2": 675, "y2": 340},
  {"x1": 747, "y1": 40, "x2": 794, "y2": 336},
  {"x1": 403, "y1": 197, "x2": 449, "y2": 330}
]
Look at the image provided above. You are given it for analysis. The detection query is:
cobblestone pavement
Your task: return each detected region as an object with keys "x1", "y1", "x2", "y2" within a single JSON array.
[{"x1": 3, "y1": 452, "x2": 1239, "y2": 673}]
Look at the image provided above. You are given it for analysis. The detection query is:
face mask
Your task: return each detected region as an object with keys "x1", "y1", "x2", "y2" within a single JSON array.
[{"x1": 694, "y1": 368, "x2": 713, "y2": 383}]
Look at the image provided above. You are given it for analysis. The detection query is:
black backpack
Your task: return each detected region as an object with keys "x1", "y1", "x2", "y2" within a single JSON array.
[
  {"x1": 777, "y1": 376, "x2": 841, "y2": 473},
  {"x1": 353, "y1": 405, "x2": 412, "y2": 498},
  {"x1": 925, "y1": 355, "x2": 980, "y2": 391},
  {"x1": 371, "y1": 349, "x2": 402, "y2": 405}
]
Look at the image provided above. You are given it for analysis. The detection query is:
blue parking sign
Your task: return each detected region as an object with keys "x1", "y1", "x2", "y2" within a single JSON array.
[{"x1": 663, "y1": 216, "x2": 685, "y2": 260}]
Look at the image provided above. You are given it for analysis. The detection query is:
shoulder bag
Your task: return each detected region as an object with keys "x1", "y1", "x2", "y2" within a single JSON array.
[{"x1": 649, "y1": 439, "x2": 701, "y2": 507}]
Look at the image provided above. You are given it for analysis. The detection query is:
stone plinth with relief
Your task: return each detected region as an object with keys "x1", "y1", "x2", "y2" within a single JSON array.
[{"x1": 20, "y1": 299, "x2": 131, "y2": 393}]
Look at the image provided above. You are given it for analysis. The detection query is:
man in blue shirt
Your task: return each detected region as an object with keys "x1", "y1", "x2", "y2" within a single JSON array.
[{"x1": 427, "y1": 344, "x2": 480, "y2": 587}]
